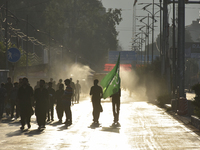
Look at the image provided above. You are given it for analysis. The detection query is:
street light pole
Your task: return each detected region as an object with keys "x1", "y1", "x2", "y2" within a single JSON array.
[
  {"x1": 152, "y1": 0, "x2": 155, "y2": 63},
  {"x1": 160, "y1": 0, "x2": 162, "y2": 58},
  {"x1": 147, "y1": 13, "x2": 150, "y2": 64},
  {"x1": 178, "y1": 0, "x2": 185, "y2": 97},
  {"x1": 141, "y1": 33, "x2": 143, "y2": 64},
  {"x1": 49, "y1": 30, "x2": 50, "y2": 66},
  {"x1": 172, "y1": 0, "x2": 176, "y2": 97},
  {"x1": 5, "y1": 1, "x2": 8, "y2": 69}
]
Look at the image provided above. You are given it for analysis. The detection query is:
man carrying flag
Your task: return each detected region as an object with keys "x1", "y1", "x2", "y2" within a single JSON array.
[{"x1": 100, "y1": 54, "x2": 121, "y2": 126}]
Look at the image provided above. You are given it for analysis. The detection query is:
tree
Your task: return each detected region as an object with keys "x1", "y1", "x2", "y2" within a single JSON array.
[
  {"x1": 0, "y1": 0, "x2": 122, "y2": 72},
  {"x1": 0, "y1": 41, "x2": 32, "y2": 69},
  {"x1": 44, "y1": 0, "x2": 122, "y2": 71},
  {"x1": 155, "y1": 25, "x2": 193, "y2": 51}
]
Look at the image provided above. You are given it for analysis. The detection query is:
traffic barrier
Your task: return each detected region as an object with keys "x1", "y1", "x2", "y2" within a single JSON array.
[{"x1": 177, "y1": 97, "x2": 188, "y2": 115}]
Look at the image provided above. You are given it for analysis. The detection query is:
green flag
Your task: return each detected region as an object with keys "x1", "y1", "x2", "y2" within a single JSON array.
[{"x1": 100, "y1": 54, "x2": 120, "y2": 99}]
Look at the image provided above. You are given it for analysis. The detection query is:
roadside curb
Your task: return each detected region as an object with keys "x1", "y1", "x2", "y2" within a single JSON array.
[{"x1": 191, "y1": 115, "x2": 200, "y2": 130}]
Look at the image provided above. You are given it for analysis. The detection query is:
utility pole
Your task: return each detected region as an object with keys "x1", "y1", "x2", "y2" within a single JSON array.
[
  {"x1": 172, "y1": 0, "x2": 176, "y2": 97},
  {"x1": 5, "y1": 1, "x2": 8, "y2": 69},
  {"x1": 162, "y1": 0, "x2": 168, "y2": 76},
  {"x1": 26, "y1": 15, "x2": 28, "y2": 77},
  {"x1": 160, "y1": 0, "x2": 162, "y2": 58},
  {"x1": 178, "y1": 0, "x2": 185, "y2": 97},
  {"x1": 144, "y1": 28, "x2": 147, "y2": 64},
  {"x1": 49, "y1": 30, "x2": 50, "y2": 66},
  {"x1": 152, "y1": 0, "x2": 155, "y2": 63},
  {"x1": 141, "y1": 33, "x2": 143, "y2": 64},
  {"x1": 147, "y1": 14, "x2": 150, "y2": 64}
]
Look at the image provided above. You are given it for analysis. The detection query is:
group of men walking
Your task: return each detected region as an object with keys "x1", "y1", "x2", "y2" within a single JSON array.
[
  {"x1": 0, "y1": 77, "x2": 81, "y2": 130},
  {"x1": 0, "y1": 76, "x2": 121, "y2": 130}
]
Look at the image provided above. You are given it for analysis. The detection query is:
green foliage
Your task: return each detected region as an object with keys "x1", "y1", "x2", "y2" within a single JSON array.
[
  {"x1": 157, "y1": 94, "x2": 171, "y2": 107},
  {"x1": 44, "y1": 0, "x2": 122, "y2": 71},
  {"x1": 192, "y1": 84, "x2": 200, "y2": 118},
  {"x1": 0, "y1": 0, "x2": 122, "y2": 71},
  {"x1": 0, "y1": 41, "x2": 31, "y2": 69},
  {"x1": 156, "y1": 26, "x2": 194, "y2": 51},
  {"x1": 185, "y1": 58, "x2": 199, "y2": 87}
]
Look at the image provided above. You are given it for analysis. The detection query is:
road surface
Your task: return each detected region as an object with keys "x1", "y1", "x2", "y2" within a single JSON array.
[{"x1": 0, "y1": 91, "x2": 200, "y2": 150}]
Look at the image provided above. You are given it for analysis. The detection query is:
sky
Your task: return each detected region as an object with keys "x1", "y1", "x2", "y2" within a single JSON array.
[{"x1": 101, "y1": 0, "x2": 200, "y2": 51}]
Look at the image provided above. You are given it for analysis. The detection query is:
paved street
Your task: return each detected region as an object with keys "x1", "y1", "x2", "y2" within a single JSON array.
[{"x1": 0, "y1": 91, "x2": 200, "y2": 150}]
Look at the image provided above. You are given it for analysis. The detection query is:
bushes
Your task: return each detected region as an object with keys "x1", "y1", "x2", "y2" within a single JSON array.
[
  {"x1": 192, "y1": 84, "x2": 200, "y2": 118},
  {"x1": 157, "y1": 94, "x2": 171, "y2": 107}
]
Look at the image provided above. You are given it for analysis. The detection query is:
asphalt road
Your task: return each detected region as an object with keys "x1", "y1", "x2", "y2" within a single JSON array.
[{"x1": 0, "y1": 91, "x2": 200, "y2": 150}]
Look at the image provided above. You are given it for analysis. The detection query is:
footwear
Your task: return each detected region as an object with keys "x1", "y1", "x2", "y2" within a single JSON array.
[
  {"x1": 94, "y1": 123, "x2": 99, "y2": 127},
  {"x1": 92, "y1": 122, "x2": 99, "y2": 127},
  {"x1": 58, "y1": 119, "x2": 62, "y2": 123},
  {"x1": 65, "y1": 120, "x2": 72, "y2": 126},
  {"x1": 51, "y1": 119, "x2": 54, "y2": 121},
  {"x1": 20, "y1": 126, "x2": 24, "y2": 130},
  {"x1": 116, "y1": 122, "x2": 121, "y2": 127},
  {"x1": 38, "y1": 126, "x2": 41, "y2": 130},
  {"x1": 67, "y1": 122, "x2": 72, "y2": 126},
  {"x1": 47, "y1": 119, "x2": 50, "y2": 122},
  {"x1": 28, "y1": 124, "x2": 31, "y2": 129}
]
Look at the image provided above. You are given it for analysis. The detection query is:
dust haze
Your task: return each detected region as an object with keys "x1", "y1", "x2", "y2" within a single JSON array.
[{"x1": 120, "y1": 67, "x2": 160, "y2": 103}]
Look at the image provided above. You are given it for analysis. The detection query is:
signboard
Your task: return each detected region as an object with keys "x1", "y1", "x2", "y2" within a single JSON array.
[
  {"x1": 8, "y1": 48, "x2": 21, "y2": 63},
  {"x1": 108, "y1": 51, "x2": 137, "y2": 64},
  {"x1": 185, "y1": 42, "x2": 200, "y2": 58},
  {"x1": 104, "y1": 64, "x2": 132, "y2": 72},
  {"x1": 137, "y1": 55, "x2": 159, "y2": 62},
  {"x1": 168, "y1": 0, "x2": 200, "y2": 3}
]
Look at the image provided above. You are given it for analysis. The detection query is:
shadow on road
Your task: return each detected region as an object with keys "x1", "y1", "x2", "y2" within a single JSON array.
[
  {"x1": 1, "y1": 119, "x2": 21, "y2": 127},
  {"x1": 49, "y1": 121, "x2": 63, "y2": 126},
  {"x1": 24, "y1": 129, "x2": 44, "y2": 136},
  {"x1": 6, "y1": 129, "x2": 26, "y2": 137},
  {"x1": 6, "y1": 129, "x2": 44, "y2": 137},
  {"x1": 57, "y1": 125, "x2": 68, "y2": 131},
  {"x1": 101, "y1": 126, "x2": 120, "y2": 133}
]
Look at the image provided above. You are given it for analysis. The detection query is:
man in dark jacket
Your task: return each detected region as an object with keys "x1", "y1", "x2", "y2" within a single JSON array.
[
  {"x1": 47, "y1": 82, "x2": 55, "y2": 121},
  {"x1": 34, "y1": 80, "x2": 49, "y2": 130},
  {"x1": 55, "y1": 83, "x2": 64, "y2": 123},
  {"x1": 111, "y1": 88, "x2": 121, "y2": 126},
  {"x1": 70, "y1": 78, "x2": 75, "y2": 105},
  {"x1": 10, "y1": 82, "x2": 19, "y2": 119},
  {"x1": 90, "y1": 79, "x2": 103, "y2": 126},
  {"x1": 0, "y1": 83, "x2": 7, "y2": 119},
  {"x1": 75, "y1": 80, "x2": 81, "y2": 104},
  {"x1": 5, "y1": 77, "x2": 13, "y2": 117},
  {"x1": 62, "y1": 79, "x2": 73, "y2": 126},
  {"x1": 18, "y1": 78, "x2": 33, "y2": 130}
]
